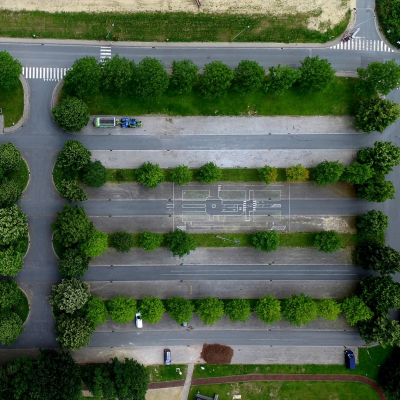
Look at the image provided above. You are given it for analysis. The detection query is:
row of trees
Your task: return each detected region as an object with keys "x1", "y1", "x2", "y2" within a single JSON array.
[
  {"x1": 55, "y1": 140, "x2": 107, "y2": 201},
  {"x1": 0, "y1": 279, "x2": 25, "y2": 346},
  {"x1": 48, "y1": 276, "x2": 374, "y2": 350},
  {"x1": 0, "y1": 349, "x2": 148, "y2": 400},
  {"x1": 0, "y1": 50, "x2": 22, "y2": 91}
]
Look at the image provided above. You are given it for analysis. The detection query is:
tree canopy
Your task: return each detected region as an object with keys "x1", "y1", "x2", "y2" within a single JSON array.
[
  {"x1": 341, "y1": 161, "x2": 373, "y2": 185},
  {"x1": 0, "y1": 50, "x2": 22, "y2": 90},
  {"x1": 258, "y1": 165, "x2": 278, "y2": 185},
  {"x1": 0, "y1": 179, "x2": 22, "y2": 207},
  {"x1": 0, "y1": 279, "x2": 21, "y2": 309},
  {"x1": 140, "y1": 297, "x2": 165, "y2": 324},
  {"x1": 106, "y1": 295, "x2": 137, "y2": 324},
  {"x1": 285, "y1": 164, "x2": 309, "y2": 182},
  {"x1": 0, "y1": 312, "x2": 24, "y2": 346},
  {"x1": 314, "y1": 160, "x2": 345, "y2": 187},
  {"x1": 254, "y1": 295, "x2": 282, "y2": 324},
  {"x1": 355, "y1": 98, "x2": 400, "y2": 133},
  {"x1": 378, "y1": 347, "x2": 400, "y2": 399},
  {"x1": 358, "y1": 316, "x2": 400, "y2": 347},
  {"x1": 197, "y1": 162, "x2": 222, "y2": 184},
  {"x1": 170, "y1": 165, "x2": 193, "y2": 186},
  {"x1": 140, "y1": 231, "x2": 163, "y2": 252},
  {"x1": 167, "y1": 296, "x2": 194, "y2": 325},
  {"x1": 0, "y1": 247, "x2": 23, "y2": 277},
  {"x1": 112, "y1": 231, "x2": 135, "y2": 253},
  {"x1": 357, "y1": 176, "x2": 396, "y2": 203},
  {"x1": 297, "y1": 56, "x2": 336, "y2": 93},
  {"x1": 252, "y1": 230, "x2": 279, "y2": 252},
  {"x1": 136, "y1": 162, "x2": 165, "y2": 189},
  {"x1": 170, "y1": 59, "x2": 199, "y2": 93},
  {"x1": 59, "y1": 248, "x2": 90, "y2": 278},
  {"x1": 358, "y1": 141, "x2": 400, "y2": 175},
  {"x1": 78, "y1": 229, "x2": 108, "y2": 258},
  {"x1": 314, "y1": 230, "x2": 341, "y2": 253},
  {"x1": 282, "y1": 293, "x2": 318, "y2": 327},
  {"x1": 63, "y1": 56, "x2": 102, "y2": 98},
  {"x1": 341, "y1": 296, "x2": 374, "y2": 326},
  {"x1": 102, "y1": 54, "x2": 135, "y2": 95},
  {"x1": 232, "y1": 60, "x2": 265, "y2": 93},
  {"x1": 0, "y1": 143, "x2": 22, "y2": 173},
  {"x1": 356, "y1": 210, "x2": 389, "y2": 235},
  {"x1": 84, "y1": 296, "x2": 108, "y2": 328},
  {"x1": 166, "y1": 229, "x2": 196, "y2": 258},
  {"x1": 199, "y1": 61, "x2": 234, "y2": 99},
  {"x1": 59, "y1": 179, "x2": 88, "y2": 202},
  {"x1": 0, "y1": 205, "x2": 28, "y2": 247},
  {"x1": 52, "y1": 97, "x2": 91, "y2": 133},
  {"x1": 356, "y1": 242, "x2": 400, "y2": 275},
  {"x1": 317, "y1": 299, "x2": 341, "y2": 321},
  {"x1": 83, "y1": 160, "x2": 107, "y2": 187},
  {"x1": 57, "y1": 139, "x2": 91, "y2": 172},
  {"x1": 196, "y1": 297, "x2": 224, "y2": 325},
  {"x1": 265, "y1": 65, "x2": 301, "y2": 95},
  {"x1": 224, "y1": 298, "x2": 252, "y2": 323}
]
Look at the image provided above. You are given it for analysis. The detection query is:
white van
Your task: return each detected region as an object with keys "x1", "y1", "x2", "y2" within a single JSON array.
[{"x1": 135, "y1": 312, "x2": 143, "y2": 328}]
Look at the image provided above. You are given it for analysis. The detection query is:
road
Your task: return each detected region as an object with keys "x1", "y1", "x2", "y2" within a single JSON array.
[{"x1": 0, "y1": 0, "x2": 398, "y2": 349}]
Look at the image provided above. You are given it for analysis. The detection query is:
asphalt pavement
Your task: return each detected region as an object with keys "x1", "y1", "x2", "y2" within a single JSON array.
[{"x1": 0, "y1": 0, "x2": 398, "y2": 350}]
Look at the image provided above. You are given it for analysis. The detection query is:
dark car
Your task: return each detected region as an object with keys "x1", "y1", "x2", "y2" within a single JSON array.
[
  {"x1": 345, "y1": 350, "x2": 356, "y2": 369},
  {"x1": 164, "y1": 349, "x2": 171, "y2": 365}
]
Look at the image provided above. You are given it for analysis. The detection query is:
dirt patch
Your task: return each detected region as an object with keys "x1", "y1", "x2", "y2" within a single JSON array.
[
  {"x1": 201, "y1": 343, "x2": 234, "y2": 364},
  {"x1": 0, "y1": 0, "x2": 355, "y2": 33},
  {"x1": 146, "y1": 387, "x2": 183, "y2": 400}
]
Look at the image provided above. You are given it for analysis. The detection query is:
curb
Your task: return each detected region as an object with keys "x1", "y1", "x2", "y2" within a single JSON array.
[
  {"x1": 4, "y1": 75, "x2": 30, "y2": 133},
  {"x1": 51, "y1": 79, "x2": 64, "y2": 110}
]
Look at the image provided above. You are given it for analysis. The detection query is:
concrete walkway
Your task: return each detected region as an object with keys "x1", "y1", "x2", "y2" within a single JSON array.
[{"x1": 181, "y1": 364, "x2": 194, "y2": 400}]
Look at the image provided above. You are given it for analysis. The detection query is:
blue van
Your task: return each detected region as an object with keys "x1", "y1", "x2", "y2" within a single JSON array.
[{"x1": 345, "y1": 350, "x2": 356, "y2": 369}]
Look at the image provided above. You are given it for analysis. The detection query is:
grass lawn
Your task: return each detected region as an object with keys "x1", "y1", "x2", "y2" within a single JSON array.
[
  {"x1": 82, "y1": 78, "x2": 359, "y2": 117},
  {"x1": 8, "y1": 158, "x2": 30, "y2": 192},
  {"x1": 193, "y1": 346, "x2": 394, "y2": 382},
  {"x1": 0, "y1": 81, "x2": 24, "y2": 127},
  {"x1": 0, "y1": 10, "x2": 349, "y2": 43},
  {"x1": 189, "y1": 381, "x2": 379, "y2": 400},
  {"x1": 147, "y1": 364, "x2": 187, "y2": 382},
  {"x1": 11, "y1": 288, "x2": 30, "y2": 324}
]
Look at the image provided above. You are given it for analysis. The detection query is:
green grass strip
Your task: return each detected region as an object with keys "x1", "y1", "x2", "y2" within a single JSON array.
[
  {"x1": 146, "y1": 364, "x2": 187, "y2": 382},
  {"x1": 9, "y1": 159, "x2": 30, "y2": 192},
  {"x1": 11, "y1": 288, "x2": 30, "y2": 324},
  {"x1": 81, "y1": 77, "x2": 359, "y2": 117},
  {"x1": 0, "y1": 10, "x2": 349, "y2": 43},
  {"x1": 0, "y1": 81, "x2": 24, "y2": 127}
]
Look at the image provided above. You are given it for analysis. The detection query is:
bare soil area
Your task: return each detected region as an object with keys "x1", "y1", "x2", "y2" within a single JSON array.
[{"x1": 0, "y1": 0, "x2": 354, "y2": 31}]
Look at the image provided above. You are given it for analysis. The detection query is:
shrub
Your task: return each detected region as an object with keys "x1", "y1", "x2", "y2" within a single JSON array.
[
  {"x1": 83, "y1": 160, "x2": 107, "y2": 188},
  {"x1": 254, "y1": 295, "x2": 282, "y2": 324},
  {"x1": 111, "y1": 231, "x2": 134, "y2": 252},
  {"x1": 52, "y1": 97, "x2": 90, "y2": 133},
  {"x1": 197, "y1": 162, "x2": 221, "y2": 184},
  {"x1": 252, "y1": 230, "x2": 279, "y2": 252},
  {"x1": 314, "y1": 230, "x2": 341, "y2": 253},
  {"x1": 258, "y1": 165, "x2": 278, "y2": 185},
  {"x1": 140, "y1": 231, "x2": 163, "y2": 252},
  {"x1": 224, "y1": 299, "x2": 251, "y2": 323},
  {"x1": 196, "y1": 297, "x2": 224, "y2": 325},
  {"x1": 170, "y1": 165, "x2": 193, "y2": 186},
  {"x1": 285, "y1": 164, "x2": 309, "y2": 182},
  {"x1": 106, "y1": 295, "x2": 137, "y2": 324},
  {"x1": 140, "y1": 297, "x2": 165, "y2": 324},
  {"x1": 166, "y1": 229, "x2": 196, "y2": 258},
  {"x1": 136, "y1": 162, "x2": 165, "y2": 189}
]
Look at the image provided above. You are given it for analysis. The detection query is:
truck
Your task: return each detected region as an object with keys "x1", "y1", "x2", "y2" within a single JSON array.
[{"x1": 93, "y1": 117, "x2": 142, "y2": 128}]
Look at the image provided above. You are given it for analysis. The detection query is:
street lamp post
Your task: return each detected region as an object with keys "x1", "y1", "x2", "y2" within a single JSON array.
[
  {"x1": 230, "y1": 26, "x2": 250, "y2": 42},
  {"x1": 215, "y1": 235, "x2": 240, "y2": 245},
  {"x1": 106, "y1": 23, "x2": 114, "y2": 39}
]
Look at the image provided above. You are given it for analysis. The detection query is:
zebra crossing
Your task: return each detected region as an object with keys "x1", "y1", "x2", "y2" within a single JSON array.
[
  {"x1": 22, "y1": 67, "x2": 70, "y2": 81},
  {"x1": 100, "y1": 46, "x2": 112, "y2": 60},
  {"x1": 330, "y1": 39, "x2": 394, "y2": 52}
]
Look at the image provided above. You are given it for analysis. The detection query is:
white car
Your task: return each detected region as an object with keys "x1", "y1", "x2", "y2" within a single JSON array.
[{"x1": 135, "y1": 312, "x2": 143, "y2": 328}]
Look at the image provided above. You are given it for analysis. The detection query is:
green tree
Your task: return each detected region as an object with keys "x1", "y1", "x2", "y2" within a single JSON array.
[
  {"x1": 298, "y1": 56, "x2": 336, "y2": 93},
  {"x1": 356, "y1": 210, "x2": 389, "y2": 235},
  {"x1": 84, "y1": 296, "x2": 108, "y2": 328},
  {"x1": 167, "y1": 296, "x2": 194, "y2": 325},
  {"x1": 282, "y1": 293, "x2": 318, "y2": 327},
  {"x1": 232, "y1": 60, "x2": 265, "y2": 93},
  {"x1": 0, "y1": 50, "x2": 22, "y2": 90},
  {"x1": 314, "y1": 160, "x2": 345, "y2": 187},
  {"x1": 140, "y1": 297, "x2": 165, "y2": 324},
  {"x1": 140, "y1": 231, "x2": 163, "y2": 252},
  {"x1": 356, "y1": 59, "x2": 400, "y2": 97},
  {"x1": 51, "y1": 204, "x2": 94, "y2": 248},
  {"x1": 102, "y1": 54, "x2": 135, "y2": 95},
  {"x1": 355, "y1": 98, "x2": 400, "y2": 133},
  {"x1": 0, "y1": 247, "x2": 23, "y2": 277},
  {"x1": 197, "y1": 162, "x2": 222, "y2": 184},
  {"x1": 57, "y1": 139, "x2": 91, "y2": 172},
  {"x1": 111, "y1": 231, "x2": 135, "y2": 252},
  {"x1": 166, "y1": 229, "x2": 196, "y2": 258},
  {"x1": 106, "y1": 295, "x2": 137, "y2": 324},
  {"x1": 0, "y1": 279, "x2": 21, "y2": 309},
  {"x1": 0, "y1": 143, "x2": 22, "y2": 173},
  {"x1": 78, "y1": 229, "x2": 108, "y2": 258},
  {"x1": 48, "y1": 278, "x2": 90, "y2": 314},
  {"x1": 170, "y1": 59, "x2": 199, "y2": 93},
  {"x1": 378, "y1": 347, "x2": 400, "y2": 399},
  {"x1": 170, "y1": 165, "x2": 193, "y2": 186},
  {"x1": 265, "y1": 65, "x2": 301, "y2": 95},
  {"x1": 0, "y1": 179, "x2": 22, "y2": 206},
  {"x1": 317, "y1": 299, "x2": 341, "y2": 321},
  {"x1": 59, "y1": 248, "x2": 90, "y2": 278},
  {"x1": 59, "y1": 179, "x2": 88, "y2": 202},
  {"x1": 196, "y1": 297, "x2": 224, "y2": 325},
  {"x1": 55, "y1": 314, "x2": 95, "y2": 350},
  {"x1": 341, "y1": 161, "x2": 374, "y2": 185},
  {"x1": 0, "y1": 312, "x2": 24, "y2": 346},
  {"x1": 356, "y1": 242, "x2": 400, "y2": 275},
  {"x1": 63, "y1": 56, "x2": 102, "y2": 98},
  {"x1": 224, "y1": 298, "x2": 251, "y2": 323},
  {"x1": 286, "y1": 164, "x2": 309, "y2": 182},
  {"x1": 254, "y1": 295, "x2": 282, "y2": 324},
  {"x1": 83, "y1": 160, "x2": 107, "y2": 188},
  {"x1": 252, "y1": 230, "x2": 279, "y2": 252},
  {"x1": 52, "y1": 97, "x2": 90, "y2": 132},
  {"x1": 358, "y1": 276, "x2": 400, "y2": 314},
  {"x1": 32, "y1": 349, "x2": 83, "y2": 400},
  {"x1": 136, "y1": 162, "x2": 165, "y2": 189},
  {"x1": 258, "y1": 165, "x2": 278, "y2": 185},
  {"x1": 134, "y1": 57, "x2": 169, "y2": 99},
  {"x1": 314, "y1": 230, "x2": 341, "y2": 253},
  {"x1": 0, "y1": 205, "x2": 28, "y2": 247},
  {"x1": 358, "y1": 141, "x2": 400, "y2": 174},
  {"x1": 358, "y1": 316, "x2": 400, "y2": 347},
  {"x1": 199, "y1": 61, "x2": 234, "y2": 99},
  {"x1": 341, "y1": 296, "x2": 374, "y2": 326},
  {"x1": 357, "y1": 176, "x2": 395, "y2": 203}
]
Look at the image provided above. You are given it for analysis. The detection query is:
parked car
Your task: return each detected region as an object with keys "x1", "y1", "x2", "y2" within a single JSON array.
[
  {"x1": 344, "y1": 350, "x2": 356, "y2": 369},
  {"x1": 164, "y1": 349, "x2": 171, "y2": 365},
  {"x1": 181, "y1": 322, "x2": 188, "y2": 327},
  {"x1": 135, "y1": 312, "x2": 143, "y2": 328}
]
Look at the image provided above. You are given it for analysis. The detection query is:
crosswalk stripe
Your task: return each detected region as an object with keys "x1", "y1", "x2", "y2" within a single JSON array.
[
  {"x1": 22, "y1": 66, "x2": 71, "y2": 81},
  {"x1": 330, "y1": 39, "x2": 394, "y2": 52}
]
